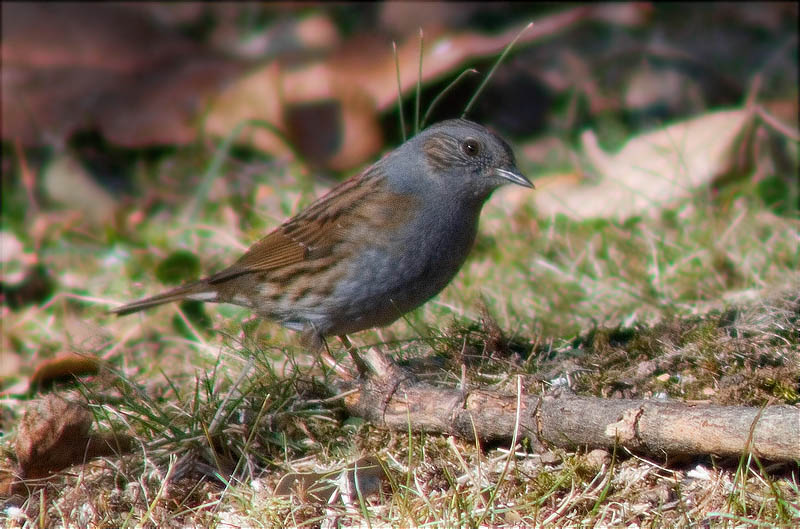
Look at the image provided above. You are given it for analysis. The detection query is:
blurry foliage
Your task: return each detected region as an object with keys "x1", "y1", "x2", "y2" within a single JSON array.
[{"x1": 155, "y1": 250, "x2": 201, "y2": 284}]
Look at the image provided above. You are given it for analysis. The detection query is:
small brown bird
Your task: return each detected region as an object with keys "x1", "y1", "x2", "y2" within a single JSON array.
[{"x1": 111, "y1": 119, "x2": 532, "y2": 370}]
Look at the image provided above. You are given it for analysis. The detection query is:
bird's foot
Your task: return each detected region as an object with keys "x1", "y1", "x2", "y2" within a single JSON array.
[{"x1": 337, "y1": 335, "x2": 372, "y2": 377}]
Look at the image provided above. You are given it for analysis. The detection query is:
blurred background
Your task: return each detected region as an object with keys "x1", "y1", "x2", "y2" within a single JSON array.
[{"x1": 2, "y1": 3, "x2": 797, "y2": 171}]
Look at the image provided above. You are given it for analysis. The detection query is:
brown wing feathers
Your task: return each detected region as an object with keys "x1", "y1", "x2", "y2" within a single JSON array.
[{"x1": 111, "y1": 165, "x2": 387, "y2": 314}]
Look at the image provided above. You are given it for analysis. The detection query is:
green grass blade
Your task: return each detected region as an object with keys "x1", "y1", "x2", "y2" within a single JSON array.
[
  {"x1": 462, "y1": 22, "x2": 533, "y2": 118},
  {"x1": 393, "y1": 41, "x2": 407, "y2": 141},
  {"x1": 421, "y1": 68, "x2": 478, "y2": 129},
  {"x1": 415, "y1": 28, "x2": 424, "y2": 134}
]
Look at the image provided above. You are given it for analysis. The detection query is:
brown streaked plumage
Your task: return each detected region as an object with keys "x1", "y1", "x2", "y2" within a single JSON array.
[{"x1": 111, "y1": 119, "x2": 532, "y2": 368}]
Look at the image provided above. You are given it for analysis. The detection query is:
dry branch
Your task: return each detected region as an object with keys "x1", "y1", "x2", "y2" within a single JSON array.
[{"x1": 339, "y1": 348, "x2": 799, "y2": 462}]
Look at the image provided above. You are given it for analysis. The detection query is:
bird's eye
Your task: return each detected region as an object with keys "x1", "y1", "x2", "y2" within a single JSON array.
[{"x1": 462, "y1": 138, "x2": 481, "y2": 157}]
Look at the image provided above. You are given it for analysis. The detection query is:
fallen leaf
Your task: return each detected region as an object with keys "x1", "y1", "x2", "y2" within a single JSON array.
[
  {"x1": 1, "y1": 3, "x2": 243, "y2": 148},
  {"x1": 532, "y1": 108, "x2": 753, "y2": 220},
  {"x1": 274, "y1": 456, "x2": 388, "y2": 503},
  {"x1": 12, "y1": 395, "x2": 132, "y2": 494},
  {"x1": 3, "y1": 3, "x2": 648, "y2": 172},
  {"x1": 28, "y1": 352, "x2": 102, "y2": 394},
  {"x1": 206, "y1": 4, "x2": 648, "y2": 170},
  {"x1": 364, "y1": 4, "x2": 647, "y2": 112}
]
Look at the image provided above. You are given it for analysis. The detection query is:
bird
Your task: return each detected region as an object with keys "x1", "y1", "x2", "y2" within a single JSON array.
[{"x1": 111, "y1": 118, "x2": 533, "y2": 373}]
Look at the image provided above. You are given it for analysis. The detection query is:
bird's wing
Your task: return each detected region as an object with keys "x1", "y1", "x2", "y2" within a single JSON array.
[
  {"x1": 207, "y1": 207, "x2": 341, "y2": 284},
  {"x1": 207, "y1": 167, "x2": 401, "y2": 285}
]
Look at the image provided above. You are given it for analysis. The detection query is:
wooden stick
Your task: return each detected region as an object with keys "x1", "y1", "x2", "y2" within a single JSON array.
[{"x1": 339, "y1": 356, "x2": 799, "y2": 462}]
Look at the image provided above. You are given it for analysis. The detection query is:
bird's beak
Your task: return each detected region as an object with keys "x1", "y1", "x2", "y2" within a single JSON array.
[{"x1": 495, "y1": 167, "x2": 534, "y2": 188}]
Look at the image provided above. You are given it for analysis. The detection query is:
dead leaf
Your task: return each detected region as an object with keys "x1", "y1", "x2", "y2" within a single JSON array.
[
  {"x1": 28, "y1": 352, "x2": 102, "y2": 394},
  {"x1": 206, "y1": 4, "x2": 648, "y2": 170},
  {"x1": 379, "y1": 3, "x2": 478, "y2": 36},
  {"x1": 364, "y1": 4, "x2": 647, "y2": 112},
  {"x1": 531, "y1": 108, "x2": 753, "y2": 220},
  {"x1": 274, "y1": 456, "x2": 388, "y2": 503},
  {"x1": 2, "y1": 3, "x2": 648, "y2": 172},
  {"x1": 1, "y1": 3, "x2": 243, "y2": 148},
  {"x1": 15, "y1": 396, "x2": 92, "y2": 480},
  {"x1": 12, "y1": 395, "x2": 132, "y2": 492},
  {"x1": 203, "y1": 62, "x2": 287, "y2": 157}
]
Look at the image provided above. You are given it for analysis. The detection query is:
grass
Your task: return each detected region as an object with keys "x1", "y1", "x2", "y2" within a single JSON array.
[{"x1": 1, "y1": 112, "x2": 799, "y2": 527}]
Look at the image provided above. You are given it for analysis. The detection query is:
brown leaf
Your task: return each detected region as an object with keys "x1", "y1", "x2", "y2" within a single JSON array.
[
  {"x1": 1, "y1": 3, "x2": 243, "y2": 147},
  {"x1": 346, "y1": 4, "x2": 647, "y2": 112},
  {"x1": 207, "y1": 5, "x2": 648, "y2": 170},
  {"x1": 531, "y1": 108, "x2": 753, "y2": 220},
  {"x1": 28, "y1": 352, "x2": 102, "y2": 394},
  {"x1": 2, "y1": 3, "x2": 648, "y2": 171},
  {"x1": 14, "y1": 396, "x2": 132, "y2": 486}
]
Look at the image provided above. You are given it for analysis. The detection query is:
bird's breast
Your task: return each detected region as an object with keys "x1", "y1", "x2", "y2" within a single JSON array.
[{"x1": 320, "y1": 200, "x2": 481, "y2": 330}]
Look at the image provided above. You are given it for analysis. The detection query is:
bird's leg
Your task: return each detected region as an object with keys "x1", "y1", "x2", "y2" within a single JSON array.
[
  {"x1": 302, "y1": 329, "x2": 353, "y2": 380},
  {"x1": 337, "y1": 335, "x2": 370, "y2": 376}
]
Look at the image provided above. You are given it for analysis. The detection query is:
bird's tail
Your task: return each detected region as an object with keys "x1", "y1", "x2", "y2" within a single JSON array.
[{"x1": 109, "y1": 280, "x2": 217, "y2": 316}]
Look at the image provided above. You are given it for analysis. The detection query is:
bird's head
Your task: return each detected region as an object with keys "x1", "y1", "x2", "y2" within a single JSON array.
[{"x1": 414, "y1": 119, "x2": 532, "y2": 199}]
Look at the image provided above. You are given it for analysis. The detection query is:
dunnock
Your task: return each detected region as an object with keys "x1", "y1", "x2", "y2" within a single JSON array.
[{"x1": 111, "y1": 119, "x2": 532, "y2": 370}]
